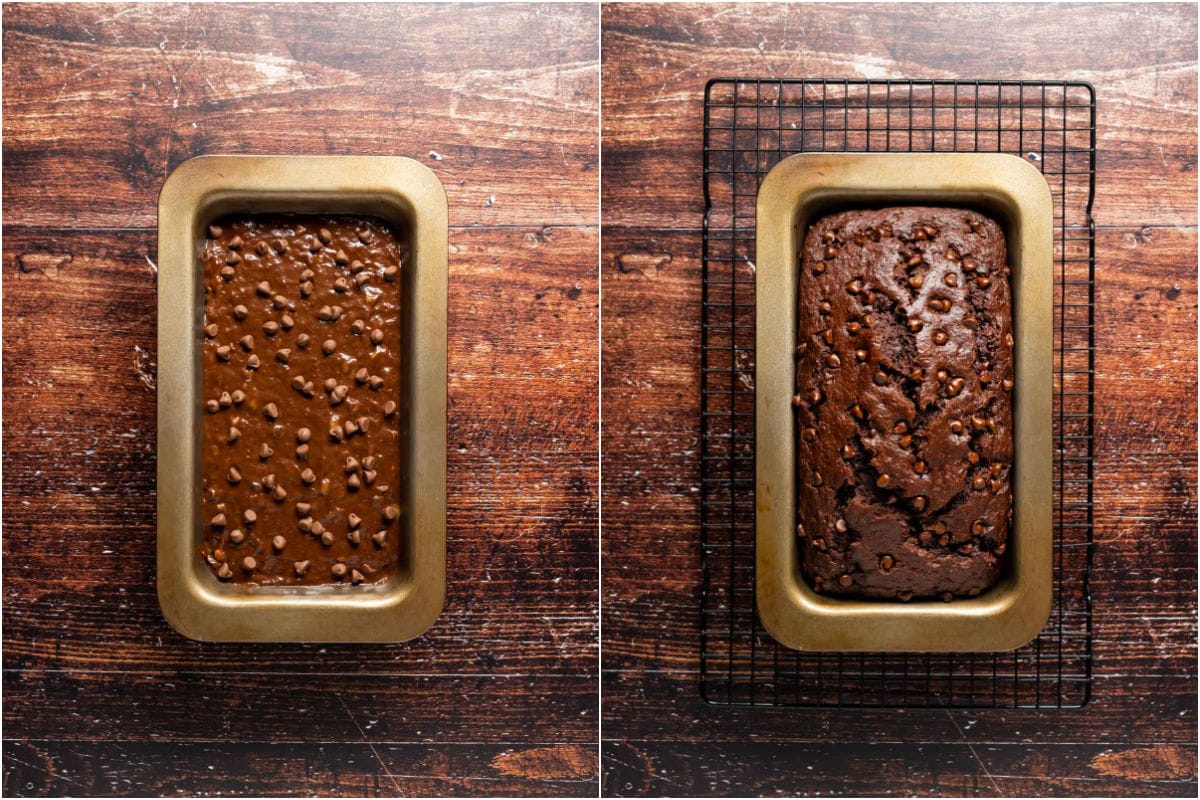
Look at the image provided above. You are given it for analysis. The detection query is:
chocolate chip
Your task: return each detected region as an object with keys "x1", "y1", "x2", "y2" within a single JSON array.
[
  {"x1": 322, "y1": 339, "x2": 337, "y2": 355},
  {"x1": 206, "y1": 399, "x2": 220, "y2": 413},
  {"x1": 370, "y1": 329, "x2": 384, "y2": 346},
  {"x1": 949, "y1": 420, "x2": 964, "y2": 435},
  {"x1": 219, "y1": 391, "x2": 232, "y2": 408},
  {"x1": 276, "y1": 349, "x2": 291, "y2": 365},
  {"x1": 334, "y1": 249, "x2": 349, "y2": 265},
  {"x1": 873, "y1": 371, "x2": 887, "y2": 386},
  {"x1": 354, "y1": 272, "x2": 371, "y2": 288},
  {"x1": 273, "y1": 238, "x2": 288, "y2": 254},
  {"x1": 321, "y1": 531, "x2": 335, "y2": 547},
  {"x1": 263, "y1": 473, "x2": 277, "y2": 490},
  {"x1": 331, "y1": 563, "x2": 348, "y2": 579},
  {"x1": 224, "y1": 256, "x2": 240, "y2": 270},
  {"x1": 907, "y1": 318, "x2": 923, "y2": 333},
  {"x1": 350, "y1": 569, "x2": 365, "y2": 585},
  {"x1": 234, "y1": 305, "x2": 248, "y2": 320},
  {"x1": 933, "y1": 331, "x2": 949, "y2": 346},
  {"x1": 976, "y1": 276, "x2": 992, "y2": 289},
  {"x1": 263, "y1": 321, "x2": 279, "y2": 337},
  {"x1": 331, "y1": 385, "x2": 349, "y2": 406},
  {"x1": 238, "y1": 334, "x2": 254, "y2": 351},
  {"x1": 272, "y1": 535, "x2": 287, "y2": 551},
  {"x1": 296, "y1": 333, "x2": 311, "y2": 349},
  {"x1": 362, "y1": 456, "x2": 376, "y2": 470},
  {"x1": 383, "y1": 505, "x2": 399, "y2": 522},
  {"x1": 296, "y1": 444, "x2": 309, "y2": 460},
  {"x1": 208, "y1": 224, "x2": 223, "y2": 238},
  {"x1": 801, "y1": 427, "x2": 816, "y2": 442},
  {"x1": 205, "y1": 323, "x2": 219, "y2": 338},
  {"x1": 962, "y1": 257, "x2": 979, "y2": 273},
  {"x1": 906, "y1": 254, "x2": 923, "y2": 268},
  {"x1": 855, "y1": 349, "x2": 868, "y2": 362},
  {"x1": 913, "y1": 460, "x2": 928, "y2": 474},
  {"x1": 372, "y1": 530, "x2": 387, "y2": 547},
  {"x1": 879, "y1": 555, "x2": 894, "y2": 572},
  {"x1": 876, "y1": 474, "x2": 893, "y2": 489},
  {"x1": 383, "y1": 401, "x2": 397, "y2": 417},
  {"x1": 897, "y1": 591, "x2": 913, "y2": 602},
  {"x1": 228, "y1": 426, "x2": 241, "y2": 443},
  {"x1": 216, "y1": 562, "x2": 233, "y2": 580},
  {"x1": 348, "y1": 530, "x2": 361, "y2": 545},
  {"x1": 264, "y1": 403, "x2": 279, "y2": 421},
  {"x1": 227, "y1": 466, "x2": 242, "y2": 484},
  {"x1": 347, "y1": 473, "x2": 361, "y2": 491},
  {"x1": 300, "y1": 281, "x2": 314, "y2": 298},
  {"x1": 945, "y1": 246, "x2": 960, "y2": 263},
  {"x1": 333, "y1": 277, "x2": 350, "y2": 293},
  {"x1": 942, "y1": 592, "x2": 954, "y2": 603},
  {"x1": 245, "y1": 354, "x2": 260, "y2": 370},
  {"x1": 355, "y1": 367, "x2": 369, "y2": 384},
  {"x1": 329, "y1": 425, "x2": 344, "y2": 442},
  {"x1": 944, "y1": 273, "x2": 959, "y2": 288},
  {"x1": 294, "y1": 560, "x2": 310, "y2": 576},
  {"x1": 363, "y1": 469, "x2": 377, "y2": 485},
  {"x1": 298, "y1": 517, "x2": 314, "y2": 534},
  {"x1": 825, "y1": 354, "x2": 841, "y2": 368},
  {"x1": 256, "y1": 281, "x2": 272, "y2": 297},
  {"x1": 231, "y1": 390, "x2": 245, "y2": 405},
  {"x1": 947, "y1": 377, "x2": 965, "y2": 397},
  {"x1": 834, "y1": 518, "x2": 848, "y2": 533},
  {"x1": 845, "y1": 278, "x2": 863, "y2": 295},
  {"x1": 272, "y1": 294, "x2": 289, "y2": 310},
  {"x1": 907, "y1": 274, "x2": 924, "y2": 289},
  {"x1": 318, "y1": 228, "x2": 333, "y2": 245},
  {"x1": 838, "y1": 574, "x2": 853, "y2": 588},
  {"x1": 259, "y1": 443, "x2": 274, "y2": 460},
  {"x1": 301, "y1": 468, "x2": 316, "y2": 484},
  {"x1": 1001, "y1": 379, "x2": 1014, "y2": 392},
  {"x1": 384, "y1": 266, "x2": 398, "y2": 281},
  {"x1": 216, "y1": 346, "x2": 231, "y2": 362},
  {"x1": 273, "y1": 485, "x2": 287, "y2": 501},
  {"x1": 311, "y1": 520, "x2": 324, "y2": 536},
  {"x1": 211, "y1": 513, "x2": 226, "y2": 529}
]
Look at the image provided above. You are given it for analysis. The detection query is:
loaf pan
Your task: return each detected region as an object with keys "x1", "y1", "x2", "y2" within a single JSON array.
[
  {"x1": 755, "y1": 153, "x2": 1053, "y2": 652},
  {"x1": 157, "y1": 155, "x2": 447, "y2": 642}
]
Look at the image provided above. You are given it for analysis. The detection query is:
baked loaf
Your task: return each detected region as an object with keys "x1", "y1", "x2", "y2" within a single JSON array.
[{"x1": 794, "y1": 207, "x2": 1013, "y2": 601}]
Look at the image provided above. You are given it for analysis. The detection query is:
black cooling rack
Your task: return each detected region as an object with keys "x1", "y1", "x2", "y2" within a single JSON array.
[{"x1": 700, "y1": 79, "x2": 1095, "y2": 708}]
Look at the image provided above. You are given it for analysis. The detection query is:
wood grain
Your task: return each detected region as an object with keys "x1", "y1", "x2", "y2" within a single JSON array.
[
  {"x1": 601, "y1": 2, "x2": 1197, "y2": 229},
  {"x1": 4, "y1": 741, "x2": 597, "y2": 797},
  {"x1": 2, "y1": 3, "x2": 599, "y2": 797},
  {"x1": 601, "y1": 2, "x2": 1197, "y2": 796}
]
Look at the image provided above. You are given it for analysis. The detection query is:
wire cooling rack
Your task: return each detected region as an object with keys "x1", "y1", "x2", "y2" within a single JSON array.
[{"x1": 700, "y1": 79, "x2": 1095, "y2": 708}]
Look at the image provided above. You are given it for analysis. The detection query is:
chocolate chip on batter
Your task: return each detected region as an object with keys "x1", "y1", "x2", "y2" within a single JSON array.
[
  {"x1": 370, "y1": 328, "x2": 384, "y2": 345},
  {"x1": 216, "y1": 346, "x2": 231, "y2": 362},
  {"x1": 245, "y1": 354, "x2": 260, "y2": 370},
  {"x1": 256, "y1": 281, "x2": 272, "y2": 297},
  {"x1": 369, "y1": 375, "x2": 384, "y2": 391},
  {"x1": 322, "y1": 339, "x2": 337, "y2": 355},
  {"x1": 372, "y1": 530, "x2": 387, "y2": 547},
  {"x1": 276, "y1": 349, "x2": 291, "y2": 365},
  {"x1": 264, "y1": 403, "x2": 279, "y2": 421},
  {"x1": 331, "y1": 562, "x2": 348, "y2": 579},
  {"x1": 259, "y1": 443, "x2": 274, "y2": 460},
  {"x1": 301, "y1": 468, "x2": 316, "y2": 485}
]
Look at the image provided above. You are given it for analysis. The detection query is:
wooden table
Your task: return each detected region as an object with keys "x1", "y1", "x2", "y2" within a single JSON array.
[
  {"x1": 601, "y1": 3, "x2": 1197, "y2": 796},
  {"x1": 2, "y1": 3, "x2": 598, "y2": 796}
]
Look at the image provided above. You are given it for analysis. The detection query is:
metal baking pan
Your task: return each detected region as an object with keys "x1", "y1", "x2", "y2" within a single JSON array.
[
  {"x1": 157, "y1": 155, "x2": 447, "y2": 642},
  {"x1": 755, "y1": 153, "x2": 1053, "y2": 652}
]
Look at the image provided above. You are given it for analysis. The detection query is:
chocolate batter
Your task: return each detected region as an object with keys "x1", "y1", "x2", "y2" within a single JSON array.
[{"x1": 200, "y1": 215, "x2": 404, "y2": 586}]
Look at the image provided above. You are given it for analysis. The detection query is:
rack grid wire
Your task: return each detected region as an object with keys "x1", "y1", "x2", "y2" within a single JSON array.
[{"x1": 700, "y1": 79, "x2": 1095, "y2": 708}]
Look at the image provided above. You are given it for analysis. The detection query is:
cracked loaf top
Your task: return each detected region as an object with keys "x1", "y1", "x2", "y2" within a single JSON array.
[{"x1": 794, "y1": 207, "x2": 1014, "y2": 601}]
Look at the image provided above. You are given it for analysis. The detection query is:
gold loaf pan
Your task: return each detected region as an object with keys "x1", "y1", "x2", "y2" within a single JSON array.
[
  {"x1": 157, "y1": 155, "x2": 447, "y2": 643},
  {"x1": 755, "y1": 153, "x2": 1053, "y2": 652}
]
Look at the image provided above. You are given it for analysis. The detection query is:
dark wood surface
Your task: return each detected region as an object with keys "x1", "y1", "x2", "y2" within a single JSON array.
[
  {"x1": 601, "y1": 2, "x2": 1198, "y2": 797},
  {"x1": 2, "y1": 3, "x2": 598, "y2": 797}
]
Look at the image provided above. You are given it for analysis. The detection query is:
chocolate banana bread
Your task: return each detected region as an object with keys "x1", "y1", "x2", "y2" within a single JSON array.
[
  {"x1": 200, "y1": 215, "x2": 404, "y2": 587},
  {"x1": 794, "y1": 207, "x2": 1014, "y2": 601}
]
